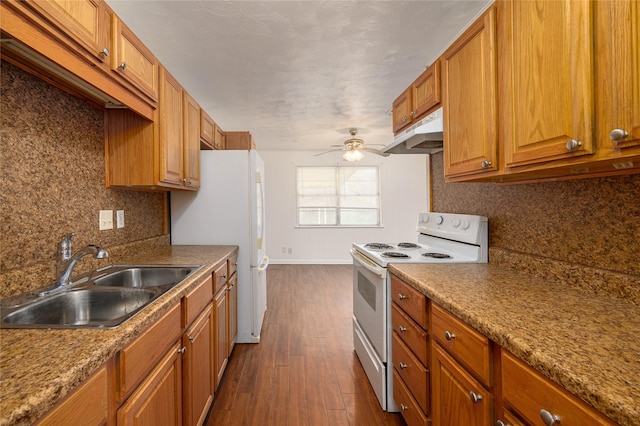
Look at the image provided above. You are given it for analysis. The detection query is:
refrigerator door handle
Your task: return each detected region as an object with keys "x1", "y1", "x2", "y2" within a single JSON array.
[{"x1": 258, "y1": 255, "x2": 270, "y2": 273}]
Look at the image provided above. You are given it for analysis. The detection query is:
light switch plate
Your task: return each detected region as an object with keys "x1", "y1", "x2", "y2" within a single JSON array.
[
  {"x1": 99, "y1": 210, "x2": 113, "y2": 230},
  {"x1": 116, "y1": 210, "x2": 125, "y2": 228}
]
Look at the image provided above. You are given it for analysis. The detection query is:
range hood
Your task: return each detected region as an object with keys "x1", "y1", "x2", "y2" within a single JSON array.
[{"x1": 382, "y1": 107, "x2": 443, "y2": 154}]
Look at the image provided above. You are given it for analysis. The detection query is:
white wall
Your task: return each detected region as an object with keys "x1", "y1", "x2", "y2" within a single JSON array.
[{"x1": 259, "y1": 150, "x2": 429, "y2": 264}]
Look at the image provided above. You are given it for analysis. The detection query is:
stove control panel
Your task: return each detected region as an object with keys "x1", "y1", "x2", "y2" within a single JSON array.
[{"x1": 418, "y1": 212, "x2": 488, "y2": 246}]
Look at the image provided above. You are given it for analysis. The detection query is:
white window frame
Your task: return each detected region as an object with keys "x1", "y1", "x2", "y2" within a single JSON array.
[{"x1": 296, "y1": 165, "x2": 381, "y2": 227}]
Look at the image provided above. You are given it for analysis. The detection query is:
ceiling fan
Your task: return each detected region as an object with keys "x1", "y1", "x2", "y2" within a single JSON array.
[{"x1": 315, "y1": 129, "x2": 390, "y2": 161}]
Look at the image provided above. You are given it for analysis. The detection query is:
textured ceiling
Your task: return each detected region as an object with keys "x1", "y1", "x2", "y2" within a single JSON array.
[{"x1": 107, "y1": 1, "x2": 491, "y2": 152}]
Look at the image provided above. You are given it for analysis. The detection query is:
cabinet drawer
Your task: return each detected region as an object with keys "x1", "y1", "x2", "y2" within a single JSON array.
[
  {"x1": 213, "y1": 262, "x2": 228, "y2": 294},
  {"x1": 431, "y1": 303, "x2": 492, "y2": 386},
  {"x1": 393, "y1": 369, "x2": 430, "y2": 426},
  {"x1": 228, "y1": 253, "x2": 238, "y2": 278},
  {"x1": 502, "y1": 350, "x2": 616, "y2": 426},
  {"x1": 392, "y1": 302, "x2": 427, "y2": 365},
  {"x1": 392, "y1": 332, "x2": 429, "y2": 414},
  {"x1": 182, "y1": 274, "x2": 213, "y2": 327},
  {"x1": 390, "y1": 274, "x2": 427, "y2": 328},
  {"x1": 117, "y1": 303, "x2": 181, "y2": 400}
]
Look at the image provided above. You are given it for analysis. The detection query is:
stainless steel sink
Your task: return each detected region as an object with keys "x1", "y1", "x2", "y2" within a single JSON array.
[
  {"x1": 93, "y1": 266, "x2": 195, "y2": 289},
  {"x1": 0, "y1": 264, "x2": 202, "y2": 329}
]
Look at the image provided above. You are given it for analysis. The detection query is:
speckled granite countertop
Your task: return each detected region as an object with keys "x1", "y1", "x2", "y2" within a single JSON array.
[
  {"x1": 388, "y1": 263, "x2": 640, "y2": 426},
  {"x1": 0, "y1": 245, "x2": 237, "y2": 426}
]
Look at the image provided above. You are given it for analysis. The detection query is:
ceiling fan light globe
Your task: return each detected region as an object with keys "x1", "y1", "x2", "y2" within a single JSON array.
[{"x1": 343, "y1": 149, "x2": 364, "y2": 161}]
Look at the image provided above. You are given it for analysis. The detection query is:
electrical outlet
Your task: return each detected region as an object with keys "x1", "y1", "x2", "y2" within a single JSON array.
[
  {"x1": 287, "y1": 248, "x2": 292, "y2": 254},
  {"x1": 99, "y1": 210, "x2": 113, "y2": 230},
  {"x1": 116, "y1": 210, "x2": 125, "y2": 228},
  {"x1": 281, "y1": 247, "x2": 286, "y2": 254}
]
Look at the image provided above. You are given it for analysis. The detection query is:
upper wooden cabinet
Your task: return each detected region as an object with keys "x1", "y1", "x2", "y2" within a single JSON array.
[
  {"x1": 106, "y1": 66, "x2": 199, "y2": 191},
  {"x1": 442, "y1": 6, "x2": 498, "y2": 179},
  {"x1": 392, "y1": 60, "x2": 441, "y2": 134},
  {"x1": 111, "y1": 14, "x2": 158, "y2": 102},
  {"x1": 21, "y1": 0, "x2": 110, "y2": 63},
  {"x1": 595, "y1": 0, "x2": 640, "y2": 153},
  {"x1": 501, "y1": 0, "x2": 594, "y2": 168},
  {"x1": 200, "y1": 110, "x2": 225, "y2": 150},
  {"x1": 183, "y1": 92, "x2": 201, "y2": 189},
  {"x1": 225, "y1": 131, "x2": 255, "y2": 150}
]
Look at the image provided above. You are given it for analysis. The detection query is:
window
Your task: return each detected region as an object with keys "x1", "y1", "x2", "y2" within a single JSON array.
[{"x1": 296, "y1": 166, "x2": 380, "y2": 226}]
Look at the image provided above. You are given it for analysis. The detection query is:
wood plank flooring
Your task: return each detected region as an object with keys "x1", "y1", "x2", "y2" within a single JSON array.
[{"x1": 206, "y1": 264, "x2": 405, "y2": 426}]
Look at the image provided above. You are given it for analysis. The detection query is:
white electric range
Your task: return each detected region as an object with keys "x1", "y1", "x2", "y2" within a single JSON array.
[{"x1": 350, "y1": 212, "x2": 488, "y2": 412}]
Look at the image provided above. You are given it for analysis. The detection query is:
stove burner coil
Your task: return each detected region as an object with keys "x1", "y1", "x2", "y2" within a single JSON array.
[
  {"x1": 397, "y1": 242, "x2": 420, "y2": 249},
  {"x1": 422, "y1": 252, "x2": 452, "y2": 259},
  {"x1": 381, "y1": 252, "x2": 410, "y2": 258},
  {"x1": 365, "y1": 243, "x2": 394, "y2": 250}
]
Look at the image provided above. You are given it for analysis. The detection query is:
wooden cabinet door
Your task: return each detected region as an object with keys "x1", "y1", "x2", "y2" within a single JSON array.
[
  {"x1": 111, "y1": 14, "x2": 158, "y2": 101},
  {"x1": 159, "y1": 66, "x2": 184, "y2": 186},
  {"x1": 37, "y1": 365, "x2": 108, "y2": 426},
  {"x1": 214, "y1": 287, "x2": 229, "y2": 388},
  {"x1": 501, "y1": 0, "x2": 594, "y2": 167},
  {"x1": 412, "y1": 60, "x2": 441, "y2": 119},
  {"x1": 392, "y1": 88, "x2": 414, "y2": 133},
  {"x1": 183, "y1": 305, "x2": 214, "y2": 426},
  {"x1": 213, "y1": 125, "x2": 225, "y2": 150},
  {"x1": 118, "y1": 342, "x2": 183, "y2": 426},
  {"x1": 431, "y1": 343, "x2": 493, "y2": 426},
  {"x1": 442, "y1": 6, "x2": 498, "y2": 178},
  {"x1": 200, "y1": 110, "x2": 215, "y2": 149},
  {"x1": 595, "y1": 0, "x2": 640, "y2": 152},
  {"x1": 24, "y1": 0, "x2": 109, "y2": 63},
  {"x1": 228, "y1": 273, "x2": 238, "y2": 355},
  {"x1": 183, "y1": 92, "x2": 201, "y2": 189}
]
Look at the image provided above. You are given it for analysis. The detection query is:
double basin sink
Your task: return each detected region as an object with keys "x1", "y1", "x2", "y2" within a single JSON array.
[{"x1": 0, "y1": 265, "x2": 202, "y2": 329}]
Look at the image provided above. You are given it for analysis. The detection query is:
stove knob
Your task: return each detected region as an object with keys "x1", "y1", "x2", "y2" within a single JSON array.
[
  {"x1": 436, "y1": 215, "x2": 444, "y2": 225},
  {"x1": 452, "y1": 218, "x2": 461, "y2": 228},
  {"x1": 460, "y1": 220, "x2": 470, "y2": 230}
]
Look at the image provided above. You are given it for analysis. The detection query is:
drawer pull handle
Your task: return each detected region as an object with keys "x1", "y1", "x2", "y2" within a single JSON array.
[
  {"x1": 399, "y1": 362, "x2": 408, "y2": 369},
  {"x1": 400, "y1": 403, "x2": 408, "y2": 411},
  {"x1": 399, "y1": 325, "x2": 407, "y2": 332},
  {"x1": 540, "y1": 409, "x2": 561, "y2": 426},
  {"x1": 444, "y1": 330, "x2": 456, "y2": 341},
  {"x1": 398, "y1": 293, "x2": 407, "y2": 300},
  {"x1": 469, "y1": 391, "x2": 483, "y2": 404}
]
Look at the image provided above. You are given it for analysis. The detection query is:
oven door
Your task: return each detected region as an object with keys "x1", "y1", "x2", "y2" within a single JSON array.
[{"x1": 350, "y1": 249, "x2": 387, "y2": 361}]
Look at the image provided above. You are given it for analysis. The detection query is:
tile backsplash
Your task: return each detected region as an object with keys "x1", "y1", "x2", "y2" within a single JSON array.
[
  {"x1": 430, "y1": 153, "x2": 640, "y2": 304},
  {"x1": 0, "y1": 62, "x2": 166, "y2": 298}
]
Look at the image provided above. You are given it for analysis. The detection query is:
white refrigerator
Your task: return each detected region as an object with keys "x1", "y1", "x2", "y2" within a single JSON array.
[{"x1": 170, "y1": 150, "x2": 268, "y2": 343}]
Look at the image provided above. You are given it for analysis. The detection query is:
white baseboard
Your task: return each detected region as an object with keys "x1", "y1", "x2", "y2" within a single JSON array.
[{"x1": 268, "y1": 258, "x2": 352, "y2": 265}]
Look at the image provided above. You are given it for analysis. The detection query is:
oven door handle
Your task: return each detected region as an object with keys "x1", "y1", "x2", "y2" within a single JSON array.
[{"x1": 350, "y1": 249, "x2": 385, "y2": 278}]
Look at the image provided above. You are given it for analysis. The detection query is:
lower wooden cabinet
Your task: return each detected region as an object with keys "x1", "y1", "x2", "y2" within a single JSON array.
[
  {"x1": 228, "y1": 272, "x2": 238, "y2": 355},
  {"x1": 214, "y1": 284, "x2": 229, "y2": 388},
  {"x1": 431, "y1": 343, "x2": 493, "y2": 426},
  {"x1": 36, "y1": 364, "x2": 109, "y2": 426},
  {"x1": 117, "y1": 342, "x2": 183, "y2": 426},
  {"x1": 183, "y1": 304, "x2": 214, "y2": 426}
]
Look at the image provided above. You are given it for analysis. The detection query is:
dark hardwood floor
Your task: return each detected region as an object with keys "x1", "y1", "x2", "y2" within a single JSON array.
[{"x1": 206, "y1": 264, "x2": 405, "y2": 426}]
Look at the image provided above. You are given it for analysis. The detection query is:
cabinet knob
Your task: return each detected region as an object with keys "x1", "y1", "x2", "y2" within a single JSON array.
[
  {"x1": 410, "y1": 111, "x2": 415, "y2": 117},
  {"x1": 118, "y1": 62, "x2": 127, "y2": 71},
  {"x1": 565, "y1": 139, "x2": 582, "y2": 151},
  {"x1": 99, "y1": 48, "x2": 110, "y2": 57},
  {"x1": 539, "y1": 409, "x2": 561, "y2": 426},
  {"x1": 496, "y1": 421, "x2": 511, "y2": 426},
  {"x1": 188, "y1": 336, "x2": 195, "y2": 342},
  {"x1": 178, "y1": 347, "x2": 186, "y2": 354},
  {"x1": 444, "y1": 330, "x2": 456, "y2": 341},
  {"x1": 398, "y1": 293, "x2": 406, "y2": 300},
  {"x1": 403, "y1": 116, "x2": 408, "y2": 122},
  {"x1": 182, "y1": 178, "x2": 187, "y2": 183},
  {"x1": 610, "y1": 128, "x2": 629, "y2": 143},
  {"x1": 398, "y1": 325, "x2": 407, "y2": 332},
  {"x1": 400, "y1": 403, "x2": 408, "y2": 411},
  {"x1": 469, "y1": 391, "x2": 483, "y2": 404},
  {"x1": 399, "y1": 362, "x2": 408, "y2": 369},
  {"x1": 481, "y1": 160, "x2": 492, "y2": 169}
]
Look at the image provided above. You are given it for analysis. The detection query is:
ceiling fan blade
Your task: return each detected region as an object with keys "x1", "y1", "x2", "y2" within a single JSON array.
[
  {"x1": 363, "y1": 147, "x2": 390, "y2": 157},
  {"x1": 313, "y1": 148, "x2": 344, "y2": 157}
]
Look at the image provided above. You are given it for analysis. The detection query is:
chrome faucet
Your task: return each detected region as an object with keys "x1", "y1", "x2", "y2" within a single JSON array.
[{"x1": 55, "y1": 233, "x2": 109, "y2": 287}]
